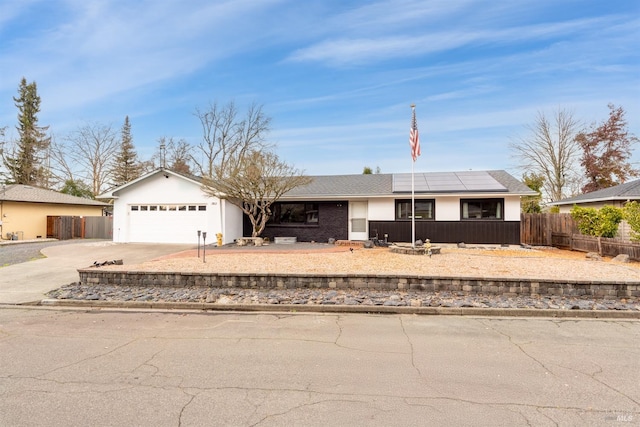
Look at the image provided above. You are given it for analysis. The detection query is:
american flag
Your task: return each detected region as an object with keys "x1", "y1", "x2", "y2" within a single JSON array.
[{"x1": 410, "y1": 106, "x2": 420, "y2": 162}]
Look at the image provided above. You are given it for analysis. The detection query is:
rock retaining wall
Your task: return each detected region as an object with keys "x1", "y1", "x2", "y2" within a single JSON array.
[{"x1": 78, "y1": 269, "x2": 640, "y2": 299}]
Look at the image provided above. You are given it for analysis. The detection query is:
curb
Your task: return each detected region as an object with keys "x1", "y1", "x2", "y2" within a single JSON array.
[{"x1": 31, "y1": 299, "x2": 640, "y2": 319}]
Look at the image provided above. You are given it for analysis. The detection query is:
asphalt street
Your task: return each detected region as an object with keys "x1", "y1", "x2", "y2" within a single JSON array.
[{"x1": 0, "y1": 308, "x2": 638, "y2": 426}]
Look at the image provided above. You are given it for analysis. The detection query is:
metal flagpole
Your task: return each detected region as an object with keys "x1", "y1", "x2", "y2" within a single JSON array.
[
  {"x1": 411, "y1": 153, "x2": 415, "y2": 249},
  {"x1": 410, "y1": 104, "x2": 417, "y2": 249}
]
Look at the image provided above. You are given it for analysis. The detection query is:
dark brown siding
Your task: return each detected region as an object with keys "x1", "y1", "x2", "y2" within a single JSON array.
[
  {"x1": 369, "y1": 220, "x2": 521, "y2": 245},
  {"x1": 244, "y1": 201, "x2": 349, "y2": 242}
]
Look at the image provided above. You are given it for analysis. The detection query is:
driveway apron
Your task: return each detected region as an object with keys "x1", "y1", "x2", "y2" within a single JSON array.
[{"x1": 0, "y1": 241, "x2": 193, "y2": 304}]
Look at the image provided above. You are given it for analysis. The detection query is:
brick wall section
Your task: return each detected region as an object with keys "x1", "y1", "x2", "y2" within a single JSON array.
[
  {"x1": 78, "y1": 269, "x2": 640, "y2": 299},
  {"x1": 247, "y1": 201, "x2": 349, "y2": 242}
]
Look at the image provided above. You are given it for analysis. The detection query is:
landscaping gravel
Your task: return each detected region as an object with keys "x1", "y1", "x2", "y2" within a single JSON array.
[{"x1": 46, "y1": 283, "x2": 640, "y2": 311}]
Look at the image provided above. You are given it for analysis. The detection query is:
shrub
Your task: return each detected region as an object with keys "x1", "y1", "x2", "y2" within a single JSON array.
[
  {"x1": 570, "y1": 205, "x2": 623, "y2": 238},
  {"x1": 623, "y1": 201, "x2": 640, "y2": 242}
]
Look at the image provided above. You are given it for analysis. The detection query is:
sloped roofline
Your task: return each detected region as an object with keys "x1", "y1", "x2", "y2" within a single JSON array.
[
  {"x1": 96, "y1": 168, "x2": 535, "y2": 200},
  {"x1": 548, "y1": 179, "x2": 640, "y2": 206},
  {"x1": 1, "y1": 184, "x2": 109, "y2": 206}
]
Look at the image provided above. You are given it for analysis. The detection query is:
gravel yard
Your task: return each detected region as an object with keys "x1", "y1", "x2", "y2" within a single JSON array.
[
  {"x1": 48, "y1": 244, "x2": 640, "y2": 311},
  {"x1": 102, "y1": 244, "x2": 640, "y2": 283}
]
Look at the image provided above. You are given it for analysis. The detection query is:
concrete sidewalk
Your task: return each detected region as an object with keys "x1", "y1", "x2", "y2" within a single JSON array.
[{"x1": 0, "y1": 241, "x2": 193, "y2": 304}]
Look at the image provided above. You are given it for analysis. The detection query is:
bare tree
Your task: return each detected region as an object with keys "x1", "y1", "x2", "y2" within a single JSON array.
[
  {"x1": 193, "y1": 101, "x2": 271, "y2": 177},
  {"x1": 154, "y1": 136, "x2": 194, "y2": 174},
  {"x1": 48, "y1": 134, "x2": 79, "y2": 188},
  {"x1": 60, "y1": 122, "x2": 119, "y2": 196},
  {"x1": 510, "y1": 109, "x2": 582, "y2": 202},
  {"x1": 201, "y1": 150, "x2": 312, "y2": 237}
]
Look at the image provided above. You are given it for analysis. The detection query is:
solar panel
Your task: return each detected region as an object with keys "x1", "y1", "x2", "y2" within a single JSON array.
[{"x1": 392, "y1": 171, "x2": 507, "y2": 193}]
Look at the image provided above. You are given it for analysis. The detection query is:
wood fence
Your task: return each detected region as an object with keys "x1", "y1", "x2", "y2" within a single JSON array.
[
  {"x1": 520, "y1": 213, "x2": 577, "y2": 247},
  {"x1": 47, "y1": 216, "x2": 113, "y2": 240},
  {"x1": 520, "y1": 213, "x2": 640, "y2": 260}
]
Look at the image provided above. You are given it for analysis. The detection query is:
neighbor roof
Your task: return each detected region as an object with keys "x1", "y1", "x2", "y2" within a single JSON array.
[
  {"x1": 0, "y1": 184, "x2": 109, "y2": 206},
  {"x1": 284, "y1": 170, "x2": 535, "y2": 199},
  {"x1": 549, "y1": 179, "x2": 640, "y2": 206}
]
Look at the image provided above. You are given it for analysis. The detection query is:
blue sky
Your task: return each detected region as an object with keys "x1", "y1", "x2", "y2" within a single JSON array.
[{"x1": 1, "y1": 0, "x2": 639, "y2": 178}]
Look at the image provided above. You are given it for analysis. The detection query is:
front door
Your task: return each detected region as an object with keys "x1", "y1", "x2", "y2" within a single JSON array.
[{"x1": 349, "y1": 201, "x2": 368, "y2": 241}]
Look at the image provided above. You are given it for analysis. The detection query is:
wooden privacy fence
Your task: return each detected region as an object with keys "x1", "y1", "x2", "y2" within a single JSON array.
[
  {"x1": 520, "y1": 213, "x2": 640, "y2": 261},
  {"x1": 570, "y1": 235, "x2": 640, "y2": 260},
  {"x1": 47, "y1": 216, "x2": 112, "y2": 240},
  {"x1": 520, "y1": 213, "x2": 577, "y2": 247}
]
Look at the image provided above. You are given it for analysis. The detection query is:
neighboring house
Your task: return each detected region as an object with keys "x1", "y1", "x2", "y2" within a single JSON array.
[
  {"x1": 548, "y1": 179, "x2": 640, "y2": 241},
  {"x1": 99, "y1": 168, "x2": 534, "y2": 245},
  {"x1": 548, "y1": 179, "x2": 640, "y2": 213},
  {"x1": 97, "y1": 168, "x2": 244, "y2": 244},
  {"x1": 0, "y1": 184, "x2": 109, "y2": 241}
]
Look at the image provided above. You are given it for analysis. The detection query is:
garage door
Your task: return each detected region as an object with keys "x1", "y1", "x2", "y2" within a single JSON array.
[{"x1": 127, "y1": 204, "x2": 209, "y2": 243}]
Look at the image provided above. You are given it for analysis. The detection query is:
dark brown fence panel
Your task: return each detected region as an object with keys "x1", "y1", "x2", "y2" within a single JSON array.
[
  {"x1": 520, "y1": 213, "x2": 577, "y2": 247},
  {"x1": 46, "y1": 216, "x2": 59, "y2": 239}
]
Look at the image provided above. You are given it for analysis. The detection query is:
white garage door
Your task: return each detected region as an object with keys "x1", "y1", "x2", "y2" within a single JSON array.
[{"x1": 128, "y1": 204, "x2": 209, "y2": 243}]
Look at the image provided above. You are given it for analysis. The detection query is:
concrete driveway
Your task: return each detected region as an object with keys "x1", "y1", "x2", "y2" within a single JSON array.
[{"x1": 0, "y1": 241, "x2": 193, "y2": 304}]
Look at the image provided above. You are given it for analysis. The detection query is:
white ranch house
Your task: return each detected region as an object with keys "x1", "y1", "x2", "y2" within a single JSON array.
[{"x1": 98, "y1": 168, "x2": 535, "y2": 245}]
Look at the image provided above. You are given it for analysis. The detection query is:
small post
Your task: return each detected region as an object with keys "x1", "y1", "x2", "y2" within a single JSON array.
[
  {"x1": 202, "y1": 232, "x2": 207, "y2": 263},
  {"x1": 197, "y1": 230, "x2": 201, "y2": 258}
]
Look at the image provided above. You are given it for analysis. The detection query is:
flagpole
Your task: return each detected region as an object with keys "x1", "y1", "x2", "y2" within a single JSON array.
[
  {"x1": 411, "y1": 151, "x2": 415, "y2": 249},
  {"x1": 410, "y1": 104, "x2": 416, "y2": 249}
]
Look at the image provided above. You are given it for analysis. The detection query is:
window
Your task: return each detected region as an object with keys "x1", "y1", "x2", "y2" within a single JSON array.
[
  {"x1": 149, "y1": 205, "x2": 157, "y2": 211},
  {"x1": 198, "y1": 205, "x2": 207, "y2": 211},
  {"x1": 269, "y1": 202, "x2": 319, "y2": 225},
  {"x1": 140, "y1": 206, "x2": 148, "y2": 211},
  {"x1": 395, "y1": 199, "x2": 434, "y2": 220},
  {"x1": 130, "y1": 205, "x2": 139, "y2": 211},
  {"x1": 461, "y1": 199, "x2": 503, "y2": 220}
]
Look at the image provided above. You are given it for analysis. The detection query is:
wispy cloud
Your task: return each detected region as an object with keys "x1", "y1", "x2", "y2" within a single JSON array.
[{"x1": 287, "y1": 15, "x2": 615, "y2": 67}]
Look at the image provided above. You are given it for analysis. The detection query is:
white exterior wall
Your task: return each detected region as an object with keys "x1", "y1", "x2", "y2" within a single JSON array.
[
  {"x1": 221, "y1": 200, "x2": 244, "y2": 243},
  {"x1": 366, "y1": 195, "x2": 522, "y2": 221},
  {"x1": 112, "y1": 173, "x2": 222, "y2": 244},
  {"x1": 435, "y1": 197, "x2": 461, "y2": 220},
  {"x1": 503, "y1": 195, "x2": 522, "y2": 221},
  {"x1": 368, "y1": 198, "x2": 395, "y2": 220}
]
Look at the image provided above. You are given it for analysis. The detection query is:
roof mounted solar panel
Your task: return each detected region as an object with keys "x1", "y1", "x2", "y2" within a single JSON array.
[{"x1": 392, "y1": 171, "x2": 507, "y2": 193}]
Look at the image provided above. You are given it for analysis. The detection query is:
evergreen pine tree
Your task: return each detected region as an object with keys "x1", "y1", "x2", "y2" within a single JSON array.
[
  {"x1": 111, "y1": 116, "x2": 142, "y2": 186},
  {"x1": 3, "y1": 78, "x2": 51, "y2": 186}
]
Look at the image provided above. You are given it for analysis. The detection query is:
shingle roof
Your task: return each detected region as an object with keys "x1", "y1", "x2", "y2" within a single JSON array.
[
  {"x1": 283, "y1": 170, "x2": 535, "y2": 198},
  {"x1": 550, "y1": 179, "x2": 640, "y2": 205},
  {"x1": 284, "y1": 174, "x2": 393, "y2": 197},
  {"x1": 0, "y1": 185, "x2": 109, "y2": 206}
]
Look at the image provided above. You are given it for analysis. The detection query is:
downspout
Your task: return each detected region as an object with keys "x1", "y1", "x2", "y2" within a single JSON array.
[
  {"x1": 0, "y1": 200, "x2": 4, "y2": 240},
  {"x1": 0, "y1": 185, "x2": 5, "y2": 240},
  {"x1": 219, "y1": 198, "x2": 224, "y2": 244}
]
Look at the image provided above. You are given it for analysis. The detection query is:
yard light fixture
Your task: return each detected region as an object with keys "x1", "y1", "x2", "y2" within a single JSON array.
[
  {"x1": 202, "y1": 232, "x2": 207, "y2": 263},
  {"x1": 197, "y1": 230, "x2": 201, "y2": 258}
]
